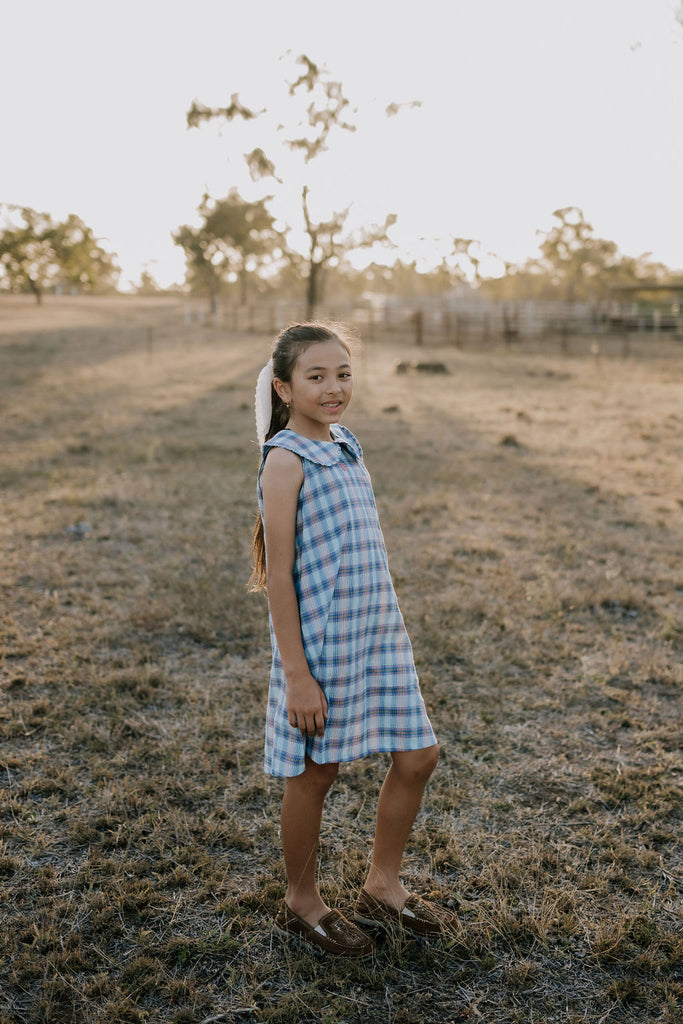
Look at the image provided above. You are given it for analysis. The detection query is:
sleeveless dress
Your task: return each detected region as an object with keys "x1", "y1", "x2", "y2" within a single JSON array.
[{"x1": 258, "y1": 424, "x2": 436, "y2": 777}]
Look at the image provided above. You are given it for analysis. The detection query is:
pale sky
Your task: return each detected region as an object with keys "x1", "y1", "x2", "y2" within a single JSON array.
[{"x1": 2, "y1": 0, "x2": 682, "y2": 288}]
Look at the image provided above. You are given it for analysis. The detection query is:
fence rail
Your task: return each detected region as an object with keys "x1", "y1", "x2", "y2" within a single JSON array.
[{"x1": 181, "y1": 296, "x2": 683, "y2": 350}]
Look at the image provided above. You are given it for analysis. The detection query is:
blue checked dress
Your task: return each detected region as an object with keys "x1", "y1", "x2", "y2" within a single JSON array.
[{"x1": 258, "y1": 424, "x2": 436, "y2": 777}]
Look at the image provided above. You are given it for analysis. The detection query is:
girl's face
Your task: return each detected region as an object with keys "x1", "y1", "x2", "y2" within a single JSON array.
[{"x1": 275, "y1": 339, "x2": 353, "y2": 440}]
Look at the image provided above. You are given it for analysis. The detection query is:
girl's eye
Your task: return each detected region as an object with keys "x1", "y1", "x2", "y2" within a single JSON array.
[{"x1": 306, "y1": 372, "x2": 351, "y2": 381}]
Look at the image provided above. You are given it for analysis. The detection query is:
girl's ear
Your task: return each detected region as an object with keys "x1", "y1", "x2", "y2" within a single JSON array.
[{"x1": 273, "y1": 378, "x2": 291, "y2": 405}]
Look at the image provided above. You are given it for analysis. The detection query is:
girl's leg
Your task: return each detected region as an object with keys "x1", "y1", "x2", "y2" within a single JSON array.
[
  {"x1": 280, "y1": 755, "x2": 339, "y2": 925},
  {"x1": 363, "y1": 745, "x2": 439, "y2": 908}
]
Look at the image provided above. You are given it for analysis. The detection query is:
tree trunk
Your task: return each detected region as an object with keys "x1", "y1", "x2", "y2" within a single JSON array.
[
  {"x1": 28, "y1": 278, "x2": 42, "y2": 305},
  {"x1": 306, "y1": 261, "x2": 322, "y2": 320}
]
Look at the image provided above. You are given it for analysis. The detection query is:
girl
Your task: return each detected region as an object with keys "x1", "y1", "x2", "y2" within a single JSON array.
[{"x1": 250, "y1": 322, "x2": 457, "y2": 957}]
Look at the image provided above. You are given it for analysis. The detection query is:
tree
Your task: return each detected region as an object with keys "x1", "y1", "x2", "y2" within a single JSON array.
[
  {"x1": 52, "y1": 214, "x2": 119, "y2": 293},
  {"x1": 173, "y1": 190, "x2": 280, "y2": 314},
  {"x1": 187, "y1": 54, "x2": 397, "y2": 317},
  {"x1": 0, "y1": 206, "x2": 119, "y2": 302},
  {"x1": 0, "y1": 207, "x2": 60, "y2": 303},
  {"x1": 296, "y1": 184, "x2": 396, "y2": 315},
  {"x1": 536, "y1": 207, "x2": 676, "y2": 302},
  {"x1": 478, "y1": 207, "x2": 672, "y2": 302},
  {"x1": 536, "y1": 206, "x2": 623, "y2": 301},
  {"x1": 132, "y1": 265, "x2": 164, "y2": 295}
]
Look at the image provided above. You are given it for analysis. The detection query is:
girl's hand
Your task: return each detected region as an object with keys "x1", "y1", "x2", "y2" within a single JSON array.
[{"x1": 286, "y1": 674, "x2": 329, "y2": 738}]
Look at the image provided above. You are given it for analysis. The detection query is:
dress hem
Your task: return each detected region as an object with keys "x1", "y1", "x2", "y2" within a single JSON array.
[{"x1": 264, "y1": 736, "x2": 438, "y2": 779}]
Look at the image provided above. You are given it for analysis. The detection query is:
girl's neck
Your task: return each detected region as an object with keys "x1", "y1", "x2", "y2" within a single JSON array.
[{"x1": 285, "y1": 416, "x2": 336, "y2": 442}]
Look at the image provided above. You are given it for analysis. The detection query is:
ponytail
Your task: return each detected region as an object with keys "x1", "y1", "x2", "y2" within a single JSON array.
[
  {"x1": 248, "y1": 321, "x2": 352, "y2": 592},
  {"x1": 247, "y1": 384, "x2": 290, "y2": 592}
]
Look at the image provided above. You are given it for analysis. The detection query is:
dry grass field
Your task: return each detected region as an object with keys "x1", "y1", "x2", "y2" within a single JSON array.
[{"x1": 1, "y1": 296, "x2": 681, "y2": 1024}]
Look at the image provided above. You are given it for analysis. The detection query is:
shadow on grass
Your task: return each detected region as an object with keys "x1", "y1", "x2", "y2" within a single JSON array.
[{"x1": 1, "y1": 333, "x2": 681, "y2": 1024}]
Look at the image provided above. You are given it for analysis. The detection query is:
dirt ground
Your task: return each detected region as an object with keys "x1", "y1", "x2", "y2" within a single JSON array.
[{"x1": 1, "y1": 295, "x2": 681, "y2": 1024}]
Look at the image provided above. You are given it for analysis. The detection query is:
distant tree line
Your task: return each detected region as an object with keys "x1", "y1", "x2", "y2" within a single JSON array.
[
  {"x1": 170, "y1": 200, "x2": 680, "y2": 311},
  {"x1": 2, "y1": 197, "x2": 678, "y2": 312},
  {"x1": 178, "y1": 54, "x2": 680, "y2": 313},
  {"x1": 1, "y1": 54, "x2": 680, "y2": 311}
]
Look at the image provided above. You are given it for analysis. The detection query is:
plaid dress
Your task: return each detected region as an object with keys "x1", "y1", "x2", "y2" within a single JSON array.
[{"x1": 258, "y1": 424, "x2": 436, "y2": 777}]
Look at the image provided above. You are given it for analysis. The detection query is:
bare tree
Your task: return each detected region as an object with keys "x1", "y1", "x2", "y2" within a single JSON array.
[{"x1": 187, "y1": 55, "x2": 397, "y2": 317}]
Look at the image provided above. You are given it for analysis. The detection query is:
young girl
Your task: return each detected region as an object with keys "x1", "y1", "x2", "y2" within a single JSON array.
[{"x1": 250, "y1": 322, "x2": 457, "y2": 957}]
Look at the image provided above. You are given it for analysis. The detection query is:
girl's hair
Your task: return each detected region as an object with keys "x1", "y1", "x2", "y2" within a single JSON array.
[{"x1": 248, "y1": 322, "x2": 352, "y2": 592}]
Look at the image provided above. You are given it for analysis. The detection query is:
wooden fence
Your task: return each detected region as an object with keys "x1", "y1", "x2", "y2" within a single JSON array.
[{"x1": 180, "y1": 296, "x2": 683, "y2": 351}]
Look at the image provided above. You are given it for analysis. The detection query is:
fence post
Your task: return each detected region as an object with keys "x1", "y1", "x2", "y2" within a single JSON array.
[
  {"x1": 622, "y1": 332, "x2": 631, "y2": 359},
  {"x1": 560, "y1": 318, "x2": 569, "y2": 354},
  {"x1": 414, "y1": 308, "x2": 424, "y2": 347},
  {"x1": 367, "y1": 306, "x2": 375, "y2": 342},
  {"x1": 442, "y1": 309, "x2": 450, "y2": 345}
]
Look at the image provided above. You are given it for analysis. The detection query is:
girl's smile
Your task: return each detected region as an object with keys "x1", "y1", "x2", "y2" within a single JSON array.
[{"x1": 275, "y1": 339, "x2": 353, "y2": 440}]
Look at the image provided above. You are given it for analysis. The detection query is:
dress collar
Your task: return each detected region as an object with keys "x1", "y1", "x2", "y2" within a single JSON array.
[{"x1": 264, "y1": 425, "x2": 362, "y2": 466}]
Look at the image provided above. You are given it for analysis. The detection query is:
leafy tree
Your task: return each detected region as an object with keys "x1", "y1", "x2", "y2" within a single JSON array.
[
  {"x1": 480, "y1": 207, "x2": 672, "y2": 302},
  {"x1": 187, "y1": 54, "x2": 397, "y2": 317},
  {"x1": 0, "y1": 207, "x2": 60, "y2": 303},
  {"x1": 450, "y1": 237, "x2": 481, "y2": 283},
  {"x1": 477, "y1": 262, "x2": 553, "y2": 301},
  {"x1": 52, "y1": 214, "x2": 119, "y2": 293},
  {"x1": 326, "y1": 257, "x2": 468, "y2": 302},
  {"x1": 535, "y1": 207, "x2": 619, "y2": 300},
  {"x1": 173, "y1": 190, "x2": 280, "y2": 314},
  {"x1": 0, "y1": 206, "x2": 119, "y2": 302},
  {"x1": 132, "y1": 265, "x2": 164, "y2": 295}
]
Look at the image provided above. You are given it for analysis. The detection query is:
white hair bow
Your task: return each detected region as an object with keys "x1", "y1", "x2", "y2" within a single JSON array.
[{"x1": 254, "y1": 359, "x2": 274, "y2": 447}]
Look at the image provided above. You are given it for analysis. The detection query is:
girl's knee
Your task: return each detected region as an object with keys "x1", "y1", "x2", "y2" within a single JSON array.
[
  {"x1": 300, "y1": 757, "x2": 339, "y2": 793},
  {"x1": 392, "y1": 744, "x2": 439, "y2": 784}
]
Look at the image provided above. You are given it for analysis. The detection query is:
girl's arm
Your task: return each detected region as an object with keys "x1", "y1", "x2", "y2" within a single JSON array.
[{"x1": 261, "y1": 447, "x2": 329, "y2": 738}]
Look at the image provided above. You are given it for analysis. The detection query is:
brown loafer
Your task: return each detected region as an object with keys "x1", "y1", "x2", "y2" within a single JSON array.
[
  {"x1": 273, "y1": 901, "x2": 375, "y2": 958},
  {"x1": 354, "y1": 888, "x2": 461, "y2": 938}
]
